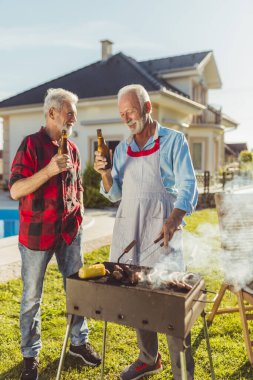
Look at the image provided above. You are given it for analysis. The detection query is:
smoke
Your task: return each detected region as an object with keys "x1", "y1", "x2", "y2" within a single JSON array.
[
  {"x1": 145, "y1": 216, "x2": 253, "y2": 292},
  {"x1": 215, "y1": 192, "x2": 253, "y2": 292},
  {"x1": 139, "y1": 228, "x2": 214, "y2": 289},
  {"x1": 223, "y1": 168, "x2": 253, "y2": 193},
  {"x1": 138, "y1": 189, "x2": 253, "y2": 293}
]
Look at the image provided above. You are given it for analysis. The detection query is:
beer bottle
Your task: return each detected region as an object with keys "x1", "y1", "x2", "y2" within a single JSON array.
[
  {"x1": 58, "y1": 129, "x2": 68, "y2": 155},
  {"x1": 96, "y1": 129, "x2": 111, "y2": 169}
]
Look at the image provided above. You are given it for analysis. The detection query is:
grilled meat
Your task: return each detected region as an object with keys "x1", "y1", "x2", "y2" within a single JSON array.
[{"x1": 112, "y1": 270, "x2": 124, "y2": 280}]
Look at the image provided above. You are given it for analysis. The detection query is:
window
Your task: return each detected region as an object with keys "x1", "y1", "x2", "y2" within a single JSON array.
[
  {"x1": 92, "y1": 139, "x2": 120, "y2": 164},
  {"x1": 192, "y1": 142, "x2": 203, "y2": 171}
]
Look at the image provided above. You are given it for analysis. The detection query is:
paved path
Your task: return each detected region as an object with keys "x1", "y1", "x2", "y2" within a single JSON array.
[{"x1": 0, "y1": 190, "x2": 116, "y2": 282}]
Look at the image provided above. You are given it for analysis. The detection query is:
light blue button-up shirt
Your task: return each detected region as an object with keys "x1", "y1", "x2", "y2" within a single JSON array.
[{"x1": 100, "y1": 123, "x2": 198, "y2": 215}]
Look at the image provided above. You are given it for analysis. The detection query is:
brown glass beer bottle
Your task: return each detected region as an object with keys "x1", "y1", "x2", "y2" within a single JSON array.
[
  {"x1": 97, "y1": 129, "x2": 111, "y2": 169},
  {"x1": 58, "y1": 129, "x2": 68, "y2": 155}
]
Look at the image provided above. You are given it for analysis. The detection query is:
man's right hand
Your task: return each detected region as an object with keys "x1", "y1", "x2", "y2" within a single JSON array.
[
  {"x1": 94, "y1": 151, "x2": 112, "y2": 175},
  {"x1": 46, "y1": 154, "x2": 73, "y2": 177},
  {"x1": 10, "y1": 153, "x2": 73, "y2": 201},
  {"x1": 94, "y1": 151, "x2": 113, "y2": 193}
]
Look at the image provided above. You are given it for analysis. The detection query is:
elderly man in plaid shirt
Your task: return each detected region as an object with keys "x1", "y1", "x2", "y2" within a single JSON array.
[{"x1": 9, "y1": 88, "x2": 101, "y2": 380}]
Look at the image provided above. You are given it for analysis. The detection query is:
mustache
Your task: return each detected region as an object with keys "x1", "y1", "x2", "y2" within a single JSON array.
[{"x1": 127, "y1": 120, "x2": 136, "y2": 126}]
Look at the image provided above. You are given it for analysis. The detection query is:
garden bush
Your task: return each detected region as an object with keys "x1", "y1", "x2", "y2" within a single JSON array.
[{"x1": 82, "y1": 162, "x2": 113, "y2": 208}]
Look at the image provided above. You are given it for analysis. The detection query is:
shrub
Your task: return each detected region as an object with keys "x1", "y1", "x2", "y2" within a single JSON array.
[
  {"x1": 82, "y1": 162, "x2": 113, "y2": 208},
  {"x1": 239, "y1": 150, "x2": 253, "y2": 163}
]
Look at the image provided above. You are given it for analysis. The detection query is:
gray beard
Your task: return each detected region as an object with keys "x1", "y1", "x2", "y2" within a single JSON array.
[
  {"x1": 61, "y1": 125, "x2": 73, "y2": 137},
  {"x1": 127, "y1": 115, "x2": 147, "y2": 135}
]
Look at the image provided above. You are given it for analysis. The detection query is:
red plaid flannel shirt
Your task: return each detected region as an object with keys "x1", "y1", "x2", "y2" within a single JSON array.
[{"x1": 9, "y1": 127, "x2": 84, "y2": 250}]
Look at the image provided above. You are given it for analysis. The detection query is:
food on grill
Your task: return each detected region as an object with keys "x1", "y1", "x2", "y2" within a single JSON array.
[
  {"x1": 78, "y1": 263, "x2": 106, "y2": 279},
  {"x1": 112, "y1": 270, "x2": 124, "y2": 280},
  {"x1": 113, "y1": 264, "x2": 124, "y2": 273},
  {"x1": 139, "y1": 270, "x2": 200, "y2": 290},
  {"x1": 96, "y1": 262, "x2": 200, "y2": 290},
  {"x1": 110, "y1": 264, "x2": 141, "y2": 284},
  {"x1": 160, "y1": 272, "x2": 195, "y2": 290}
]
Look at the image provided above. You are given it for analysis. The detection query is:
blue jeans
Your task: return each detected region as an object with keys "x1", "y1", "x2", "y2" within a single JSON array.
[{"x1": 19, "y1": 227, "x2": 88, "y2": 358}]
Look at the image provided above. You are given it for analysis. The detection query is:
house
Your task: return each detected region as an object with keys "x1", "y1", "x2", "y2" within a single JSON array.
[
  {"x1": 0, "y1": 40, "x2": 238, "y2": 186},
  {"x1": 225, "y1": 142, "x2": 248, "y2": 162}
]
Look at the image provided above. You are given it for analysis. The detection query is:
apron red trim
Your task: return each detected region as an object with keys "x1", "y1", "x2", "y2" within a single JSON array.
[{"x1": 127, "y1": 137, "x2": 160, "y2": 157}]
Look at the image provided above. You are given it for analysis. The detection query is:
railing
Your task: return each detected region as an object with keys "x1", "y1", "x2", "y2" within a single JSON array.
[
  {"x1": 196, "y1": 170, "x2": 253, "y2": 194},
  {"x1": 192, "y1": 105, "x2": 222, "y2": 125}
]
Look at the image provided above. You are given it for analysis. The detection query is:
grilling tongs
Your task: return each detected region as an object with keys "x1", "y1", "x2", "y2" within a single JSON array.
[
  {"x1": 117, "y1": 240, "x2": 137, "y2": 263},
  {"x1": 117, "y1": 236, "x2": 164, "y2": 264},
  {"x1": 139, "y1": 235, "x2": 164, "y2": 264}
]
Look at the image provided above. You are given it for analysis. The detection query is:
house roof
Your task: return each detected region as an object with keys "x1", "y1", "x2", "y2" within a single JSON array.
[
  {"x1": 139, "y1": 51, "x2": 212, "y2": 73},
  {"x1": 0, "y1": 51, "x2": 216, "y2": 108},
  {"x1": 225, "y1": 143, "x2": 248, "y2": 156},
  {"x1": 0, "y1": 52, "x2": 191, "y2": 109}
]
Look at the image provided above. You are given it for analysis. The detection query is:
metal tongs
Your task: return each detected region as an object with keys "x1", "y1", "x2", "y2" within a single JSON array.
[
  {"x1": 116, "y1": 235, "x2": 165, "y2": 265},
  {"x1": 117, "y1": 240, "x2": 137, "y2": 263},
  {"x1": 139, "y1": 235, "x2": 164, "y2": 265}
]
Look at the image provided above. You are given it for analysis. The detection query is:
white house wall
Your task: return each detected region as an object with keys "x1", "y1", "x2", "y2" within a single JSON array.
[
  {"x1": 187, "y1": 126, "x2": 224, "y2": 172},
  {"x1": 8, "y1": 112, "x2": 44, "y2": 171},
  {"x1": 4, "y1": 100, "x2": 198, "y2": 181},
  {"x1": 166, "y1": 78, "x2": 192, "y2": 97}
]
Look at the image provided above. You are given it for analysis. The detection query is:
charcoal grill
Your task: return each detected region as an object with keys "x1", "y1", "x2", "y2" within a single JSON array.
[{"x1": 56, "y1": 262, "x2": 215, "y2": 380}]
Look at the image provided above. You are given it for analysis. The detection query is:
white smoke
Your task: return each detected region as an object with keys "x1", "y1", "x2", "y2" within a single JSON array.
[
  {"x1": 175, "y1": 186, "x2": 253, "y2": 294},
  {"x1": 183, "y1": 223, "x2": 221, "y2": 275},
  {"x1": 222, "y1": 168, "x2": 253, "y2": 193},
  {"x1": 214, "y1": 192, "x2": 253, "y2": 292},
  {"x1": 139, "y1": 188, "x2": 253, "y2": 293}
]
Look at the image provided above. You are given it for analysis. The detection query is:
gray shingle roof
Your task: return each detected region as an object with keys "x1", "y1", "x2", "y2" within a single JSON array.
[
  {"x1": 0, "y1": 51, "x2": 210, "y2": 108},
  {"x1": 139, "y1": 51, "x2": 212, "y2": 74},
  {"x1": 225, "y1": 143, "x2": 248, "y2": 156}
]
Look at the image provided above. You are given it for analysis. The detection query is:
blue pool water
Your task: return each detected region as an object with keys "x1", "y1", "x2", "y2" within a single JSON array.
[{"x1": 0, "y1": 209, "x2": 19, "y2": 238}]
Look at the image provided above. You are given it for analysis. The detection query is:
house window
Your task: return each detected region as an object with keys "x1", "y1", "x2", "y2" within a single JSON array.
[
  {"x1": 192, "y1": 142, "x2": 203, "y2": 171},
  {"x1": 91, "y1": 139, "x2": 120, "y2": 163}
]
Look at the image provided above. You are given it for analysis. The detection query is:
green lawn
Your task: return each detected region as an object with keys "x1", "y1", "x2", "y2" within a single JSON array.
[{"x1": 1, "y1": 209, "x2": 253, "y2": 379}]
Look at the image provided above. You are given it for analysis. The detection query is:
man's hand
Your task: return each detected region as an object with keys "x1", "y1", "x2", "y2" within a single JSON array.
[
  {"x1": 94, "y1": 151, "x2": 113, "y2": 193},
  {"x1": 94, "y1": 151, "x2": 112, "y2": 175},
  {"x1": 158, "y1": 208, "x2": 186, "y2": 247},
  {"x1": 46, "y1": 154, "x2": 73, "y2": 177},
  {"x1": 9, "y1": 153, "x2": 73, "y2": 200}
]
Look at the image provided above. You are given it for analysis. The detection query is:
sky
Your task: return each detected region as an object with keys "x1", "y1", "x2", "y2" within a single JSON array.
[{"x1": 0, "y1": 0, "x2": 253, "y2": 149}]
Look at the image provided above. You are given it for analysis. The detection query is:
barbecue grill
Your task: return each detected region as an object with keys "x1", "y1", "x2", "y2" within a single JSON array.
[{"x1": 56, "y1": 262, "x2": 215, "y2": 380}]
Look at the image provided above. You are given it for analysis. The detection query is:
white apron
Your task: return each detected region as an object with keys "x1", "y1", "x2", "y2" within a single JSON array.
[{"x1": 110, "y1": 137, "x2": 184, "y2": 270}]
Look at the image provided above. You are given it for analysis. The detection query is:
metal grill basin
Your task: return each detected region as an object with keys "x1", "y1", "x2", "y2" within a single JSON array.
[{"x1": 66, "y1": 264, "x2": 206, "y2": 339}]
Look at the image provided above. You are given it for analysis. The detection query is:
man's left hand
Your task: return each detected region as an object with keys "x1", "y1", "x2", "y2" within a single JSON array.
[{"x1": 160, "y1": 208, "x2": 186, "y2": 247}]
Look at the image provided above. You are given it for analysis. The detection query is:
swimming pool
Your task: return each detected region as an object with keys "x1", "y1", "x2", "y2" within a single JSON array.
[{"x1": 0, "y1": 209, "x2": 19, "y2": 238}]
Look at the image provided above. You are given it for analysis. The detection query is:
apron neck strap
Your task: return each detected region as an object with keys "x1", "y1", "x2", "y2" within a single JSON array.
[{"x1": 127, "y1": 137, "x2": 160, "y2": 157}]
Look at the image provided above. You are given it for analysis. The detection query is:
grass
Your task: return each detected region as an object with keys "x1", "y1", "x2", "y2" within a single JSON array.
[{"x1": 1, "y1": 209, "x2": 253, "y2": 379}]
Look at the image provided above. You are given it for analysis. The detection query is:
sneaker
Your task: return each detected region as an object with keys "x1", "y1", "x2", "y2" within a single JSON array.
[
  {"x1": 20, "y1": 357, "x2": 39, "y2": 380},
  {"x1": 120, "y1": 353, "x2": 163, "y2": 380},
  {"x1": 69, "y1": 342, "x2": 102, "y2": 366}
]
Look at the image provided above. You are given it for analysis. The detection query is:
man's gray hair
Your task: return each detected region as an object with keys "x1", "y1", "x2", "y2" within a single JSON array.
[
  {"x1": 117, "y1": 84, "x2": 150, "y2": 112},
  {"x1": 43, "y1": 88, "x2": 78, "y2": 115}
]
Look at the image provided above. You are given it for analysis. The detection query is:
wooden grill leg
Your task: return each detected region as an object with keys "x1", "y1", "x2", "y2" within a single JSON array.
[
  {"x1": 202, "y1": 311, "x2": 216, "y2": 380},
  {"x1": 101, "y1": 321, "x2": 107, "y2": 380},
  {"x1": 208, "y1": 282, "x2": 229, "y2": 323},
  {"x1": 236, "y1": 291, "x2": 253, "y2": 364},
  {"x1": 56, "y1": 313, "x2": 73, "y2": 380}
]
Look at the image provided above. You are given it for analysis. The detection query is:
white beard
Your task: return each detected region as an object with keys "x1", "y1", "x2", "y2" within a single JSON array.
[
  {"x1": 60, "y1": 124, "x2": 73, "y2": 137},
  {"x1": 65, "y1": 125, "x2": 73, "y2": 137},
  {"x1": 127, "y1": 115, "x2": 146, "y2": 135}
]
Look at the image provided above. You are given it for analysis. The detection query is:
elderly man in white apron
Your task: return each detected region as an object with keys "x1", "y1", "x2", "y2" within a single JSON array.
[{"x1": 94, "y1": 84, "x2": 198, "y2": 380}]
